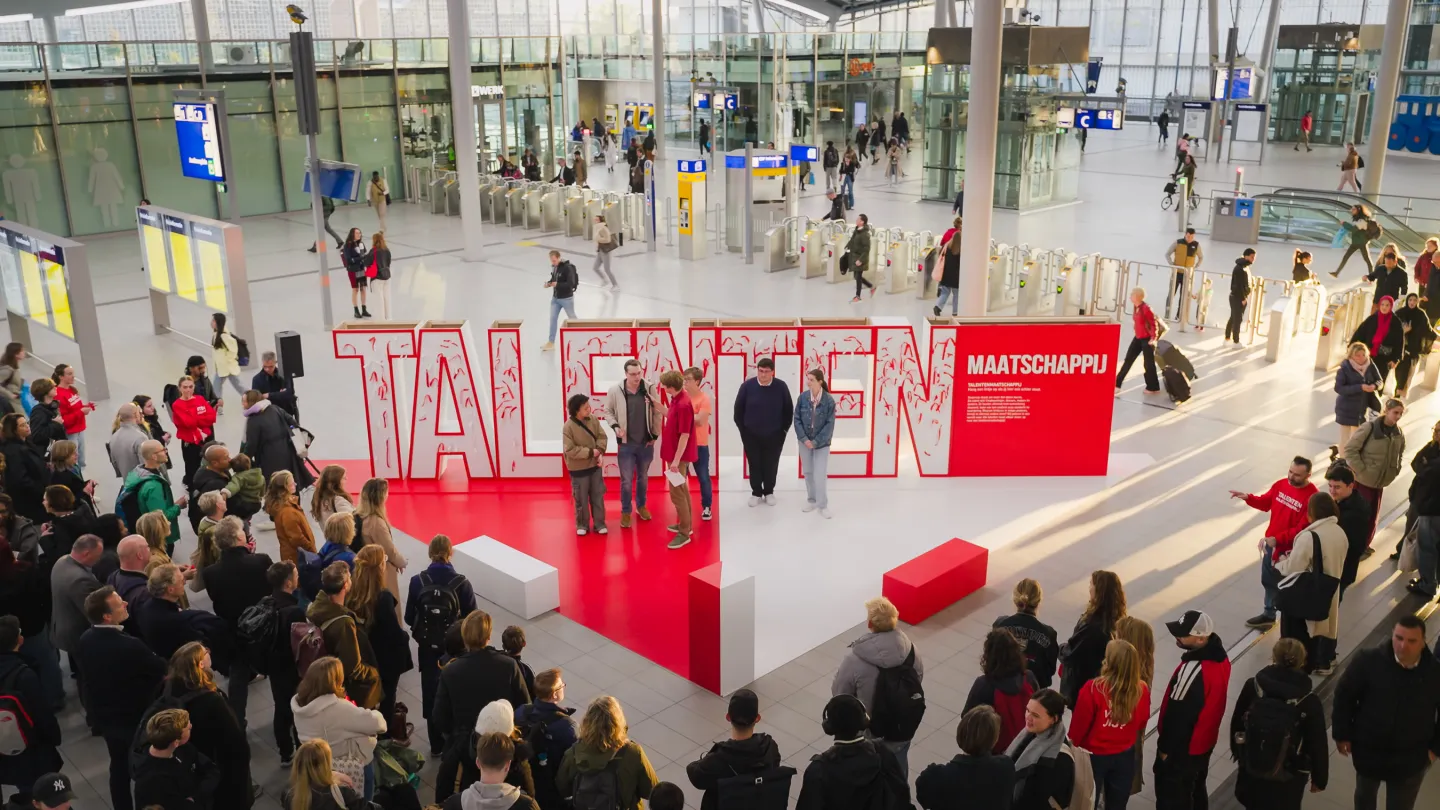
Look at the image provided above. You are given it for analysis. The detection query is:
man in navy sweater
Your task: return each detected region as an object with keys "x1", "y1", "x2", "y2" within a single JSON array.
[{"x1": 733, "y1": 358, "x2": 793, "y2": 505}]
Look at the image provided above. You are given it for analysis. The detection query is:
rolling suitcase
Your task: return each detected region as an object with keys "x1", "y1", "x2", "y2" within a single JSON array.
[{"x1": 1163, "y1": 366, "x2": 1192, "y2": 403}]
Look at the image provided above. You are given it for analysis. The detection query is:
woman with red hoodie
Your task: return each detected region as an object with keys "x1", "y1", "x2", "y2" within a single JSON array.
[
  {"x1": 171, "y1": 375, "x2": 217, "y2": 488},
  {"x1": 51, "y1": 363, "x2": 94, "y2": 471},
  {"x1": 1069, "y1": 639, "x2": 1151, "y2": 810}
]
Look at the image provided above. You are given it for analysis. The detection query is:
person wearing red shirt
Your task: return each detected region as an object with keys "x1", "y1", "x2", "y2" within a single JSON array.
[
  {"x1": 1069, "y1": 638, "x2": 1151, "y2": 810},
  {"x1": 1229, "y1": 455, "x2": 1317, "y2": 628},
  {"x1": 1114, "y1": 288, "x2": 1162, "y2": 394},
  {"x1": 1155, "y1": 610, "x2": 1231, "y2": 810},
  {"x1": 659, "y1": 370, "x2": 697, "y2": 550},
  {"x1": 51, "y1": 363, "x2": 94, "y2": 471},
  {"x1": 170, "y1": 376, "x2": 217, "y2": 489},
  {"x1": 1297, "y1": 110, "x2": 1313, "y2": 152}
]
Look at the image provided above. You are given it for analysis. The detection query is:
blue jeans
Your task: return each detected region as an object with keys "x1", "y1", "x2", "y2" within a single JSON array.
[
  {"x1": 695, "y1": 445, "x2": 713, "y2": 509},
  {"x1": 880, "y1": 739, "x2": 911, "y2": 782},
  {"x1": 841, "y1": 174, "x2": 854, "y2": 208},
  {"x1": 616, "y1": 441, "x2": 653, "y2": 513},
  {"x1": 363, "y1": 762, "x2": 375, "y2": 800},
  {"x1": 548, "y1": 296, "x2": 577, "y2": 342},
  {"x1": 1261, "y1": 552, "x2": 1280, "y2": 618},
  {"x1": 213, "y1": 374, "x2": 245, "y2": 399},
  {"x1": 798, "y1": 443, "x2": 830, "y2": 509},
  {"x1": 935, "y1": 285, "x2": 959, "y2": 315},
  {"x1": 1090, "y1": 748, "x2": 1136, "y2": 810}
]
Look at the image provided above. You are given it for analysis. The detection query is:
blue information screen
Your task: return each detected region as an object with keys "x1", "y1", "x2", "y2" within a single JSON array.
[
  {"x1": 1074, "y1": 109, "x2": 1123, "y2": 130},
  {"x1": 173, "y1": 102, "x2": 225, "y2": 183},
  {"x1": 789, "y1": 145, "x2": 818, "y2": 163}
]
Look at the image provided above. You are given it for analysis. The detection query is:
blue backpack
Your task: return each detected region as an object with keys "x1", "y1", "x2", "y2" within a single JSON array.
[{"x1": 299, "y1": 544, "x2": 354, "y2": 599}]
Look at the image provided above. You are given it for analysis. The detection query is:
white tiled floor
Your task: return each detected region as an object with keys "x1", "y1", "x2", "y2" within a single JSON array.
[{"x1": 14, "y1": 125, "x2": 1440, "y2": 809}]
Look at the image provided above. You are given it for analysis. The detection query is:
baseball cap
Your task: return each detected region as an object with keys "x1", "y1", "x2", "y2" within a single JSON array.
[
  {"x1": 1165, "y1": 610, "x2": 1215, "y2": 638},
  {"x1": 728, "y1": 688, "x2": 760, "y2": 726},
  {"x1": 31, "y1": 773, "x2": 72, "y2": 810}
]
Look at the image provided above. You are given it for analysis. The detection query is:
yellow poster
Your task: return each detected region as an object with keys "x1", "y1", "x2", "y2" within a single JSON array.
[
  {"x1": 143, "y1": 224, "x2": 171, "y2": 292},
  {"x1": 42, "y1": 259, "x2": 72, "y2": 338},
  {"x1": 16, "y1": 250, "x2": 47, "y2": 325},
  {"x1": 197, "y1": 237, "x2": 228, "y2": 311},
  {"x1": 169, "y1": 228, "x2": 198, "y2": 302}
]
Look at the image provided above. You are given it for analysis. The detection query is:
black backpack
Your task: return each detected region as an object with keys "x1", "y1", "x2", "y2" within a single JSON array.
[
  {"x1": 518, "y1": 706, "x2": 573, "y2": 808},
  {"x1": 868, "y1": 646, "x2": 926, "y2": 742},
  {"x1": 571, "y1": 756, "x2": 622, "y2": 810},
  {"x1": 1238, "y1": 681, "x2": 1309, "y2": 781},
  {"x1": 716, "y1": 765, "x2": 796, "y2": 810},
  {"x1": 236, "y1": 595, "x2": 281, "y2": 675},
  {"x1": 411, "y1": 571, "x2": 466, "y2": 654},
  {"x1": 236, "y1": 337, "x2": 251, "y2": 368}
]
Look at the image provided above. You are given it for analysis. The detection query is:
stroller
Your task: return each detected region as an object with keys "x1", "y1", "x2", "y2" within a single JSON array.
[{"x1": 1154, "y1": 339, "x2": 1197, "y2": 403}]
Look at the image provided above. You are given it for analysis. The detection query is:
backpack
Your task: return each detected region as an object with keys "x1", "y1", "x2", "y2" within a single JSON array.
[
  {"x1": 1365, "y1": 218, "x2": 1382, "y2": 240},
  {"x1": 518, "y1": 706, "x2": 573, "y2": 807},
  {"x1": 236, "y1": 336, "x2": 251, "y2": 368},
  {"x1": 715, "y1": 765, "x2": 797, "y2": 810},
  {"x1": 290, "y1": 615, "x2": 346, "y2": 680},
  {"x1": 991, "y1": 678, "x2": 1035, "y2": 754},
  {"x1": 1238, "y1": 681, "x2": 1308, "y2": 781},
  {"x1": 410, "y1": 571, "x2": 466, "y2": 654},
  {"x1": 116, "y1": 475, "x2": 156, "y2": 531},
  {"x1": 301, "y1": 544, "x2": 352, "y2": 599},
  {"x1": 1054, "y1": 741, "x2": 1094, "y2": 810},
  {"x1": 0, "y1": 667, "x2": 35, "y2": 756},
  {"x1": 868, "y1": 646, "x2": 926, "y2": 742},
  {"x1": 570, "y1": 757, "x2": 622, "y2": 810},
  {"x1": 236, "y1": 595, "x2": 281, "y2": 675}
]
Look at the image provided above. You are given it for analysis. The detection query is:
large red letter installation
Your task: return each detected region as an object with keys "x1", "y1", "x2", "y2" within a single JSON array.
[
  {"x1": 408, "y1": 322, "x2": 497, "y2": 479},
  {"x1": 489, "y1": 322, "x2": 559, "y2": 477},
  {"x1": 873, "y1": 322, "x2": 957, "y2": 477},
  {"x1": 333, "y1": 326, "x2": 417, "y2": 479}
]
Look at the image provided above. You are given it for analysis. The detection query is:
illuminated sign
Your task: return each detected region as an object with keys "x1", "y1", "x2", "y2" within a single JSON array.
[
  {"x1": 789, "y1": 145, "x2": 819, "y2": 163},
  {"x1": 724, "y1": 154, "x2": 788, "y2": 169},
  {"x1": 678, "y1": 160, "x2": 707, "y2": 174},
  {"x1": 173, "y1": 101, "x2": 225, "y2": 183},
  {"x1": 1056, "y1": 107, "x2": 1076, "y2": 128},
  {"x1": 693, "y1": 92, "x2": 711, "y2": 109},
  {"x1": 848, "y1": 59, "x2": 875, "y2": 76},
  {"x1": 1074, "y1": 109, "x2": 1124, "y2": 130},
  {"x1": 0, "y1": 230, "x2": 72, "y2": 337},
  {"x1": 471, "y1": 85, "x2": 505, "y2": 97}
]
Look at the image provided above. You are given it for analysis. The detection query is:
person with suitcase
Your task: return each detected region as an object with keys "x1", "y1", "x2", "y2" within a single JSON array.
[{"x1": 1114, "y1": 289, "x2": 1162, "y2": 396}]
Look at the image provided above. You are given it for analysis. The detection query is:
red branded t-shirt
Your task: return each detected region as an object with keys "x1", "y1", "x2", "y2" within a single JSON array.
[{"x1": 661, "y1": 392, "x2": 697, "y2": 465}]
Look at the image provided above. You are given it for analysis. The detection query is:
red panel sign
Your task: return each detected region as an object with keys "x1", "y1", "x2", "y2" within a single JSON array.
[{"x1": 948, "y1": 321, "x2": 1121, "y2": 476}]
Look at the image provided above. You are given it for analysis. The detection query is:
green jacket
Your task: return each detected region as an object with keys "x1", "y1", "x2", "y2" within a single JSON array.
[
  {"x1": 1343, "y1": 417, "x2": 1406, "y2": 489},
  {"x1": 123, "y1": 465, "x2": 182, "y2": 547},
  {"x1": 845, "y1": 225, "x2": 872, "y2": 272},
  {"x1": 224, "y1": 468, "x2": 265, "y2": 504},
  {"x1": 557, "y1": 739, "x2": 658, "y2": 810}
]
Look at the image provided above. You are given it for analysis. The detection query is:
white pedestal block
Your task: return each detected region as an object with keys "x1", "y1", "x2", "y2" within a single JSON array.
[{"x1": 454, "y1": 535, "x2": 559, "y2": 619}]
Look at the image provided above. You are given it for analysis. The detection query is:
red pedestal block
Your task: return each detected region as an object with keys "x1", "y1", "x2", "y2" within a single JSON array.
[
  {"x1": 882, "y1": 538, "x2": 988, "y2": 624},
  {"x1": 688, "y1": 563, "x2": 723, "y2": 694}
]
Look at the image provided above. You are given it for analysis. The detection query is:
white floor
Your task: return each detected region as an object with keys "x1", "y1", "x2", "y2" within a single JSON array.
[{"x1": 14, "y1": 125, "x2": 1440, "y2": 809}]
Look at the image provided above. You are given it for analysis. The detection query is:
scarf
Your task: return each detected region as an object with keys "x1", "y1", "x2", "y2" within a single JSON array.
[
  {"x1": 1372, "y1": 297, "x2": 1395, "y2": 350},
  {"x1": 1004, "y1": 721, "x2": 1067, "y2": 800}
]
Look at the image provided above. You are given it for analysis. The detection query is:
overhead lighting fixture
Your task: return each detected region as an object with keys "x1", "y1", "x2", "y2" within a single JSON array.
[
  {"x1": 763, "y1": 0, "x2": 832, "y2": 23},
  {"x1": 65, "y1": 0, "x2": 185, "y2": 17},
  {"x1": 0, "y1": 14, "x2": 35, "y2": 23}
]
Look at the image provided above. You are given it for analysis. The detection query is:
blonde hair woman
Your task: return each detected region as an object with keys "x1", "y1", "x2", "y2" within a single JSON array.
[
  {"x1": 1334, "y1": 342, "x2": 1382, "y2": 446},
  {"x1": 138, "y1": 510, "x2": 190, "y2": 606},
  {"x1": 345, "y1": 546, "x2": 413, "y2": 727},
  {"x1": 164, "y1": 643, "x2": 251, "y2": 808},
  {"x1": 282, "y1": 739, "x2": 367, "y2": 810},
  {"x1": 266, "y1": 469, "x2": 316, "y2": 564},
  {"x1": 557, "y1": 696, "x2": 658, "y2": 809},
  {"x1": 1068, "y1": 639, "x2": 1151, "y2": 810},
  {"x1": 291, "y1": 656, "x2": 387, "y2": 794},
  {"x1": 1113, "y1": 616, "x2": 1156, "y2": 796},
  {"x1": 355, "y1": 478, "x2": 406, "y2": 602},
  {"x1": 993, "y1": 577, "x2": 1059, "y2": 689},
  {"x1": 310, "y1": 465, "x2": 355, "y2": 525}
]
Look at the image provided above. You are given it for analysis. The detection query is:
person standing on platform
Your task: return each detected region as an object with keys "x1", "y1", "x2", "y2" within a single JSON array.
[
  {"x1": 367, "y1": 171, "x2": 388, "y2": 233},
  {"x1": 793, "y1": 369, "x2": 835, "y2": 518},
  {"x1": 658, "y1": 371, "x2": 696, "y2": 550},
  {"x1": 1226, "y1": 249, "x2": 1253, "y2": 346},
  {"x1": 1157, "y1": 109, "x2": 1170, "y2": 145},
  {"x1": 993, "y1": 579, "x2": 1059, "y2": 690},
  {"x1": 1275, "y1": 493, "x2": 1347, "y2": 674},
  {"x1": 1154, "y1": 611, "x2": 1231, "y2": 810},
  {"x1": 563, "y1": 394, "x2": 608, "y2": 537},
  {"x1": 1341, "y1": 399, "x2": 1406, "y2": 555},
  {"x1": 1163, "y1": 228, "x2": 1203, "y2": 320},
  {"x1": 682, "y1": 368, "x2": 714, "y2": 522},
  {"x1": 733, "y1": 358, "x2": 792, "y2": 507},
  {"x1": 1297, "y1": 110, "x2": 1313, "y2": 152},
  {"x1": 1114, "y1": 288, "x2": 1161, "y2": 395},
  {"x1": 605, "y1": 359, "x2": 662, "y2": 530},
  {"x1": 1229, "y1": 455, "x2": 1317, "y2": 630}
]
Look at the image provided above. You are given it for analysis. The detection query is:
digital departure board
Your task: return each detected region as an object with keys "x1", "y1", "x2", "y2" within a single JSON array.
[
  {"x1": 190, "y1": 221, "x2": 228, "y2": 310},
  {"x1": 174, "y1": 101, "x2": 226, "y2": 182}
]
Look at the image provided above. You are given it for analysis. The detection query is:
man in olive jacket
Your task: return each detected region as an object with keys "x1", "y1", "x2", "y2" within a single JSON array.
[
  {"x1": 306, "y1": 562, "x2": 382, "y2": 709},
  {"x1": 847, "y1": 214, "x2": 874, "y2": 300}
]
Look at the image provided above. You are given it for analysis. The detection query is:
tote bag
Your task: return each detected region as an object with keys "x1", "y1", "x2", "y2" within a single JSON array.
[{"x1": 1276, "y1": 531, "x2": 1341, "y2": 621}]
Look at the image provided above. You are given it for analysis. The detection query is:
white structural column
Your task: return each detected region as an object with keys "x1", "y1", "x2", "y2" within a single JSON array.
[
  {"x1": 652, "y1": 0, "x2": 667, "y2": 202},
  {"x1": 191, "y1": 0, "x2": 213, "y2": 72},
  {"x1": 958, "y1": 0, "x2": 1002, "y2": 316},
  {"x1": 1365, "y1": 0, "x2": 1412, "y2": 199},
  {"x1": 1207, "y1": 0, "x2": 1222, "y2": 150},
  {"x1": 1257, "y1": 0, "x2": 1284, "y2": 97},
  {"x1": 448, "y1": 0, "x2": 484, "y2": 261}
]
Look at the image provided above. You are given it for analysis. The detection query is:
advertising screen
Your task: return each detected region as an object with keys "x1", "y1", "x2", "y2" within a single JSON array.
[
  {"x1": 138, "y1": 207, "x2": 171, "y2": 293},
  {"x1": 9, "y1": 232, "x2": 49, "y2": 325},
  {"x1": 39, "y1": 246, "x2": 72, "y2": 339},
  {"x1": 173, "y1": 101, "x2": 226, "y2": 182},
  {"x1": 0, "y1": 231, "x2": 25, "y2": 316},
  {"x1": 190, "y1": 221, "x2": 229, "y2": 311},
  {"x1": 164, "y1": 214, "x2": 199, "y2": 302}
]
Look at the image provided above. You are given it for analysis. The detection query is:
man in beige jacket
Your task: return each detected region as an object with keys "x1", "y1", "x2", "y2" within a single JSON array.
[{"x1": 604, "y1": 359, "x2": 663, "y2": 528}]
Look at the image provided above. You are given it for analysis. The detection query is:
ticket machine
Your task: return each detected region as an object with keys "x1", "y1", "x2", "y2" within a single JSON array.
[{"x1": 677, "y1": 159, "x2": 708, "y2": 261}]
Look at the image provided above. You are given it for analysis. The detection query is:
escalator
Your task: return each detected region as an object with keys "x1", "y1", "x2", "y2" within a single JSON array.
[{"x1": 1253, "y1": 187, "x2": 1428, "y2": 253}]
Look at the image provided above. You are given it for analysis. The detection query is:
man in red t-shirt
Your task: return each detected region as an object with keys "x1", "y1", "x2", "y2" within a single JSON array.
[
  {"x1": 1229, "y1": 455, "x2": 1317, "y2": 629},
  {"x1": 1297, "y1": 110, "x2": 1313, "y2": 152},
  {"x1": 659, "y1": 371, "x2": 697, "y2": 549}
]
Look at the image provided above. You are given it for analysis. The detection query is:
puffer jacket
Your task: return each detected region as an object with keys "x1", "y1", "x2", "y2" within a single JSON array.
[
  {"x1": 831, "y1": 629, "x2": 924, "y2": 717},
  {"x1": 1333, "y1": 358, "x2": 1383, "y2": 428},
  {"x1": 290, "y1": 693, "x2": 387, "y2": 773},
  {"x1": 845, "y1": 225, "x2": 872, "y2": 274},
  {"x1": 1343, "y1": 417, "x2": 1405, "y2": 489}
]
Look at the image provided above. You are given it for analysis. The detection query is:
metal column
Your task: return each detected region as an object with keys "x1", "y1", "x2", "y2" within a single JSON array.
[
  {"x1": 1366, "y1": 0, "x2": 1413, "y2": 199},
  {"x1": 448, "y1": 0, "x2": 484, "y2": 261},
  {"x1": 959, "y1": 0, "x2": 1002, "y2": 316},
  {"x1": 1207, "y1": 0, "x2": 1223, "y2": 153},
  {"x1": 652, "y1": 0, "x2": 667, "y2": 208},
  {"x1": 1258, "y1": 0, "x2": 1284, "y2": 98}
]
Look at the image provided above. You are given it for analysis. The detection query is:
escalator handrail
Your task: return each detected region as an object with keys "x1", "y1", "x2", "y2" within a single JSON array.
[
  {"x1": 1264, "y1": 188, "x2": 1429, "y2": 248},
  {"x1": 1253, "y1": 193, "x2": 1428, "y2": 251},
  {"x1": 1269, "y1": 187, "x2": 1390, "y2": 215}
]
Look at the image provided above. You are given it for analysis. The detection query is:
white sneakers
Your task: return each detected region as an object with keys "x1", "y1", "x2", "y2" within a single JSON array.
[
  {"x1": 596, "y1": 527, "x2": 608, "y2": 535},
  {"x1": 763, "y1": 494, "x2": 776, "y2": 505},
  {"x1": 802, "y1": 503, "x2": 817, "y2": 513},
  {"x1": 820, "y1": 508, "x2": 833, "y2": 519},
  {"x1": 748, "y1": 496, "x2": 761, "y2": 507},
  {"x1": 576, "y1": 528, "x2": 587, "y2": 536}
]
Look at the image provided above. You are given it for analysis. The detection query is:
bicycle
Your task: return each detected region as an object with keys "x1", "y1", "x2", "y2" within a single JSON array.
[{"x1": 1161, "y1": 181, "x2": 1200, "y2": 211}]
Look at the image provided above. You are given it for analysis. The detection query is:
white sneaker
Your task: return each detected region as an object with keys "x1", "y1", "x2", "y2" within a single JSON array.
[
  {"x1": 541, "y1": 342, "x2": 555, "y2": 351},
  {"x1": 748, "y1": 496, "x2": 761, "y2": 507},
  {"x1": 763, "y1": 494, "x2": 776, "y2": 505},
  {"x1": 802, "y1": 502, "x2": 817, "y2": 513},
  {"x1": 821, "y1": 508, "x2": 833, "y2": 519},
  {"x1": 596, "y1": 527, "x2": 608, "y2": 535},
  {"x1": 701, "y1": 507, "x2": 712, "y2": 520},
  {"x1": 576, "y1": 528, "x2": 588, "y2": 536}
]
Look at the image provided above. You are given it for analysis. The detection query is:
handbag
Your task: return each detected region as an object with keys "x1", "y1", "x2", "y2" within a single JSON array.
[
  {"x1": 1275, "y1": 531, "x2": 1341, "y2": 621},
  {"x1": 290, "y1": 425, "x2": 314, "y2": 458},
  {"x1": 1399, "y1": 521, "x2": 1422, "y2": 572},
  {"x1": 365, "y1": 257, "x2": 379, "y2": 279}
]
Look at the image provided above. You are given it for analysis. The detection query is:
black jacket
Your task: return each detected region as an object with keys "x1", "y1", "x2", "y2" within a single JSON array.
[
  {"x1": 549, "y1": 260, "x2": 579, "y2": 299},
  {"x1": 796, "y1": 739, "x2": 913, "y2": 810},
  {"x1": 1409, "y1": 442, "x2": 1440, "y2": 517},
  {"x1": 0, "y1": 565, "x2": 49, "y2": 638},
  {"x1": 38, "y1": 509, "x2": 98, "y2": 567},
  {"x1": 282, "y1": 787, "x2": 367, "y2": 810},
  {"x1": 49, "y1": 468, "x2": 95, "y2": 515},
  {"x1": 1230, "y1": 258, "x2": 1252, "y2": 299},
  {"x1": 1335, "y1": 490, "x2": 1373, "y2": 591},
  {"x1": 136, "y1": 596, "x2": 233, "y2": 666},
  {"x1": 823, "y1": 195, "x2": 845, "y2": 221},
  {"x1": 365, "y1": 590, "x2": 414, "y2": 685},
  {"x1": 0, "y1": 437, "x2": 50, "y2": 522},
  {"x1": 1396, "y1": 304, "x2": 1437, "y2": 356},
  {"x1": 1058, "y1": 617, "x2": 1113, "y2": 707},
  {"x1": 250, "y1": 368, "x2": 297, "y2": 418},
  {"x1": 552, "y1": 166, "x2": 575, "y2": 185},
  {"x1": 27, "y1": 400, "x2": 66, "y2": 449},
  {"x1": 686, "y1": 733, "x2": 783, "y2": 810},
  {"x1": 1368, "y1": 264, "x2": 1409, "y2": 304},
  {"x1": 243, "y1": 403, "x2": 314, "y2": 489},
  {"x1": 823, "y1": 145, "x2": 840, "y2": 168},
  {"x1": 432, "y1": 647, "x2": 531, "y2": 751},
  {"x1": 1229, "y1": 665, "x2": 1328, "y2": 807},
  {"x1": 188, "y1": 467, "x2": 231, "y2": 533},
  {"x1": 131, "y1": 743, "x2": 222, "y2": 810},
  {"x1": 993, "y1": 613, "x2": 1058, "y2": 689},
  {"x1": 109, "y1": 567, "x2": 150, "y2": 633},
  {"x1": 76, "y1": 625, "x2": 166, "y2": 731},
  {"x1": 266, "y1": 590, "x2": 307, "y2": 685},
  {"x1": 1332, "y1": 641, "x2": 1440, "y2": 780},
  {"x1": 916, "y1": 753, "x2": 1013, "y2": 810},
  {"x1": 1351, "y1": 312, "x2": 1406, "y2": 364},
  {"x1": 204, "y1": 547, "x2": 274, "y2": 629},
  {"x1": 0, "y1": 652, "x2": 62, "y2": 785},
  {"x1": 159, "y1": 681, "x2": 252, "y2": 810}
]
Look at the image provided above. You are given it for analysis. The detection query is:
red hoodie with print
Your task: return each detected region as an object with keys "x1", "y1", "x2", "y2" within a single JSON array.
[
  {"x1": 1244, "y1": 478, "x2": 1318, "y2": 558},
  {"x1": 55, "y1": 385, "x2": 92, "y2": 435}
]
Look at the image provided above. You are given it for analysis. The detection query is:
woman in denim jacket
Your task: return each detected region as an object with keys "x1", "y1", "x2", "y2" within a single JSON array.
[{"x1": 793, "y1": 368, "x2": 837, "y2": 518}]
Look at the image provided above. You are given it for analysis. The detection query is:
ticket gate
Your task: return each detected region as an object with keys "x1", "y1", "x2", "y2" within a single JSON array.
[
  {"x1": 803, "y1": 222, "x2": 842, "y2": 279},
  {"x1": 584, "y1": 194, "x2": 606, "y2": 241},
  {"x1": 886, "y1": 231, "x2": 926, "y2": 294},
  {"x1": 541, "y1": 185, "x2": 565, "y2": 232},
  {"x1": 522, "y1": 184, "x2": 545, "y2": 230},
  {"x1": 622, "y1": 193, "x2": 647, "y2": 242},
  {"x1": 1059, "y1": 252, "x2": 1102, "y2": 316},
  {"x1": 566, "y1": 189, "x2": 593, "y2": 237},
  {"x1": 603, "y1": 194, "x2": 625, "y2": 246},
  {"x1": 987, "y1": 243, "x2": 1020, "y2": 312},
  {"x1": 487, "y1": 182, "x2": 513, "y2": 225},
  {"x1": 478, "y1": 175, "x2": 500, "y2": 221},
  {"x1": 824, "y1": 225, "x2": 855, "y2": 283},
  {"x1": 1017, "y1": 248, "x2": 1063, "y2": 316},
  {"x1": 445, "y1": 180, "x2": 461, "y2": 216},
  {"x1": 765, "y1": 217, "x2": 806, "y2": 273},
  {"x1": 505, "y1": 183, "x2": 529, "y2": 227},
  {"x1": 429, "y1": 173, "x2": 450, "y2": 214}
]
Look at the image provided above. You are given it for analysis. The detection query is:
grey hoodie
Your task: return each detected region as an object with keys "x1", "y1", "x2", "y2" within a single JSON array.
[
  {"x1": 453, "y1": 782, "x2": 537, "y2": 810},
  {"x1": 831, "y1": 629, "x2": 924, "y2": 716}
]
